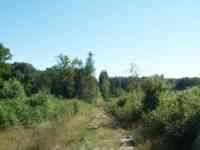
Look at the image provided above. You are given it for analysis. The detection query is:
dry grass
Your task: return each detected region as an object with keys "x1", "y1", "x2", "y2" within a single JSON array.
[{"x1": 0, "y1": 101, "x2": 95, "y2": 150}]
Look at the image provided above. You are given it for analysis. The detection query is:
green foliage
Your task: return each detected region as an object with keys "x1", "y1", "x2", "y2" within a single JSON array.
[
  {"x1": 41, "y1": 55, "x2": 75, "y2": 98},
  {"x1": 192, "y1": 131, "x2": 200, "y2": 150},
  {"x1": 0, "y1": 46, "x2": 98, "y2": 101},
  {"x1": 99, "y1": 71, "x2": 111, "y2": 100},
  {"x1": 0, "y1": 78, "x2": 3, "y2": 88},
  {"x1": 0, "y1": 43, "x2": 12, "y2": 81},
  {"x1": 0, "y1": 63, "x2": 11, "y2": 80},
  {"x1": 39, "y1": 53, "x2": 98, "y2": 101},
  {"x1": 27, "y1": 91, "x2": 48, "y2": 107},
  {"x1": 55, "y1": 54, "x2": 75, "y2": 98},
  {"x1": 109, "y1": 88, "x2": 144, "y2": 123},
  {"x1": 175, "y1": 77, "x2": 200, "y2": 90},
  {"x1": 142, "y1": 75, "x2": 166, "y2": 111},
  {"x1": 73, "y1": 101, "x2": 79, "y2": 114},
  {"x1": 0, "y1": 100, "x2": 18, "y2": 127},
  {"x1": 85, "y1": 52, "x2": 95, "y2": 76},
  {"x1": 0, "y1": 79, "x2": 25, "y2": 99},
  {"x1": 0, "y1": 43, "x2": 12, "y2": 63},
  {"x1": 0, "y1": 99, "x2": 29, "y2": 127},
  {"x1": 79, "y1": 75, "x2": 98, "y2": 102},
  {"x1": 78, "y1": 52, "x2": 98, "y2": 102},
  {"x1": 56, "y1": 54, "x2": 71, "y2": 71},
  {"x1": 110, "y1": 77, "x2": 129, "y2": 97},
  {"x1": 11, "y1": 62, "x2": 39, "y2": 95},
  {"x1": 145, "y1": 87, "x2": 200, "y2": 149},
  {"x1": 0, "y1": 92, "x2": 82, "y2": 128},
  {"x1": 127, "y1": 77, "x2": 139, "y2": 92}
]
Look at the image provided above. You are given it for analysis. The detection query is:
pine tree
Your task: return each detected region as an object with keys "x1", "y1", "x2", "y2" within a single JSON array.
[
  {"x1": 99, "y1": 70, "x2": 111, "y2": 100},
  {"x1": 79, "y1": 52, "x2": 97, "y2": 102}
]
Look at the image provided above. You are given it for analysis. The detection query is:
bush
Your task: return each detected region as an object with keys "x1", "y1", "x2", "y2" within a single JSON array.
[
  {"x1": 0, "y1": 91, "x2": 81, "y2": 127},
  {"x1": 142, "y1": 75, "x2": 166, "y2": 112},
  {"x1": 144, "y1": 87, "x2": 200, "y2": 149},
  {"x1": 0, "y1": 101, "x2": 18, "y2": 127},
  {"x1": 25, "y1": 92, "x2": 70, "y2": 124},
  {"x1": 27, "y1": 91, "x2": 48, "y2": 107},
  {"x1": 0, "y1": 78, "x2": 25, "y2": 99},
  {"x1": 0, "y1": 99, "x2": 29, "y2": 127},
  {"x1": 109, "y1": 88, "x2": 144, "y2": 123}
]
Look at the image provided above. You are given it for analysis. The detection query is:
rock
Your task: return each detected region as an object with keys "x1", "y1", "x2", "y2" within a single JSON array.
[
  {"x1": 88, "y1": 121, "x2": 100, "y2": 129},
  {"x1": 101, "y1": 115, "x2": 108, "y2": 120},
  {"x1": 88, "y1": 125, "x2": 99, "y2": 129},
  {"x1": 120, "y1": 136, "x2": 135, "y2": 146},
  {"x1": 96, "y1": 113, "x2": 103, "y2": 118}
]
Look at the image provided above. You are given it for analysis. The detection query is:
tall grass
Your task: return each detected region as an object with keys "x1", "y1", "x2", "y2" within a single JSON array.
[{"x1": 0, "y1": 99, "x2": 94, "y2": 150}]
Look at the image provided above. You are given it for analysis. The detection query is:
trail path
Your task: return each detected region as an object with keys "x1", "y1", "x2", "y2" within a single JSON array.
[{"x1": 79, "y1": 106, "x2": 137, "y2": 150}]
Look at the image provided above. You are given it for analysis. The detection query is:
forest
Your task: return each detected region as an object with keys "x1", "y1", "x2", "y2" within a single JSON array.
[{"x1": 1, "y1": 43, "x2": 200, "y2": 150}]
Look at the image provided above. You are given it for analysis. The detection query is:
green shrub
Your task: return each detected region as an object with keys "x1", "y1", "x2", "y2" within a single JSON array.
[
  {"x1": 0, "y1": 101, "x2": 18, "y2": 127},
  {"x1": 109, "y1": 88, "x2": 144, "y2": 123},
  {"x1": 0, "y1": 78, "x2": 25, "y2": 99},
  {"x1": 44, "y1": 97, "x2": 66, "y2": 120},
  {"x1": 145, "y1": 87, "x2": 200, "y2": 149},
  {"x1": 25, "y1": 93, "x2": 69, "y2": 124},
  {"x1": 0, "y1": 91, "x2": 81, "y2": 127},
  {"x1": 0, "y1": 99, "x2": 29, "y2": 127},
  {"x1": 142, "y1": 75, "x2": 166, "y2": 112},
  {"x1": 27, "y1": 91, "x2": 48, "y2": 107}
]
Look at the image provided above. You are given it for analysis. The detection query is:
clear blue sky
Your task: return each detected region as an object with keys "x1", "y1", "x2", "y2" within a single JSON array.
[{"x1": 1, "y1": 0, "x2": 200, "y2": 78}]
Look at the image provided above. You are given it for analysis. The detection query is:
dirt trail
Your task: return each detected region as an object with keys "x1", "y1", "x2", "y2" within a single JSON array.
[{"x1": 84, "y1": 106, "x2": 136, "y2": 150}]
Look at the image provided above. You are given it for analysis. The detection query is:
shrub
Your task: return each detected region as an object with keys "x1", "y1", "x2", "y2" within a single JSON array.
[
  {"x1": 0, "y1": 99, "x2": 29, "y2": 127},
  {"x1": 109, "y1": 88, "x2": 144, "y2": 123},
  {"x1": 25, "y1": 92, "x2": 69, "y2": 124},
  {"x1": 0, "y1": 78, "x2": 25, "y2": 99},
  {"x1": 0, "y1": 100, "x2": 18, "y2": 127},
  {"x1": 144, "y1": 87, "x2": 200, "y2": 149},
  {"x1": 27, "y1": 91, "x2": 48, "y2": 107},
  {"x1": 142, "y1": 75, "x2": 166, "y2": 112},
  {"x1": 0, "y1": 91, "x2": 81, "y2": 127}
]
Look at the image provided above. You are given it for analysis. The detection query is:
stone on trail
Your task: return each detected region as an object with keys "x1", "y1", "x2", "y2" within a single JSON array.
[
  {"x1": 120, "y1": 136, "x2": 136, "y2": 150},
  {"x1": 120, "y1": 136, "x2": 135, "y2": 146}
]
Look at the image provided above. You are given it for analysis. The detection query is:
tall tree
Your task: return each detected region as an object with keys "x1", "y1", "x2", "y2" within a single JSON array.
[
  {"x1": 54, "y1": 54, "x2": 75, "y2": 98},
  {"x1": 0, "y1": 43, "x2": 12, "y2": 63},
  {"x1": 71, "y1": 58, "x2": 83, "y2": 69},
  {"x1": 99, "y1": 70, "x2": 111, "y2": 100},
  {"x1": 128, "y1": 62, "x2": 139, "y2": 92},
  {"x1": 79, "y1": 52, "x2": 97, "y2": 102},
  {"x1": 0, "y1": 44, "x2": 12, "y2": 80},
  {"x1": 56, "y1": 54, "x2": 71, "y2": 72},
  {"x1": 85, "y1": 52, "x2": 95, "y2": 75},
  {"x1": 11, "y1": 62, "x2": 39, "y2": 95},
  {"x1": 110, "y1": 77, "x2": 128, "y2": 97},
  {"x1": 39, "y1": 56, "x2": 83, "y2": 99}
]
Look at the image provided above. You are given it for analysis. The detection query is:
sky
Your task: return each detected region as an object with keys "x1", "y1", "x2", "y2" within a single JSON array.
[{"x1": 1, "y1": 0, "x2": 200, "y2": 78}]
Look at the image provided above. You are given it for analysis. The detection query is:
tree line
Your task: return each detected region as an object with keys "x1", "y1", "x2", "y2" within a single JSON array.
[
  {"x1": 1, "y1": 43, "x2": 198, "y2": 102},
  {"x1": 2, "y1": 43, "x2": 200, "y2": 150},
  {"x1": 0, "y1": 43, "x2": 99, "y2": 102}
]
